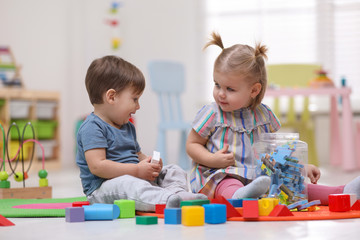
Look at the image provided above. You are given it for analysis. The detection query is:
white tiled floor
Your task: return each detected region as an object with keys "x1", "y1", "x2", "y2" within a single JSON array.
[{"x1": 2, "y1": 164, "x2": 360, "y2": 240}]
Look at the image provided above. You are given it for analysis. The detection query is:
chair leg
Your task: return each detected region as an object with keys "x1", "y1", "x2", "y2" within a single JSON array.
[
  {"x1": 179, "y1": 130, "x2": 190, "y2": 170},
  {"x1": 157, "y1": 130, "x2": 167, "y2": 165}
]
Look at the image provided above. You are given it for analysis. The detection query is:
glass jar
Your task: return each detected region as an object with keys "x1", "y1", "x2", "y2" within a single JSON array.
[{"x1": 253, "y1": 132, "x2": 308, "y2": 205}]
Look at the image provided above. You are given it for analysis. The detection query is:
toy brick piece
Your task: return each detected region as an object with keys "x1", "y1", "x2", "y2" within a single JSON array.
[
  {"x1": 180, "y1": 199, "x2": 210, "y2": 207},
  {"x1": 114, "y1": 199, "x2": 135, "y2": 218},
  {"x1": 136, "y1": 216, "x2": 158, "y2": 225},
  {"x1": 227, "y1": 199, "x2": 243, "y2": 207},
  {"x1": 287, "y1": 199, "x2": 308, "y2": 210},
  {"x1": 83, "y1": 203, "x2": 120, "y2": 220},
  {"x1": 258, "y1": 198, "x2": 279, "y2": 216},
  {"x1": 65, "y1": 207, "x2": 85, "y2": 222},
  {"x1": 349, "y1": 194, "x2": 357, "y2": 207},
  {"x1": 155, "y1": 204, "x2": 166, "y2": 214},
  {"x1": 269, "y1": 204, "x2": 294, "y2": 217},
  {"x1": 242, "y1": 199, "x2": 259, "y2": 219},
  {"x1": 164, "y1": 208, "x2": 182, "y2": 224},
  {"x1": 182, "y1": 206, "x2": 205, "y2": 226},
  {"x1": 151, "y1": 151, "x2": 160, "y2": 163},
  {"x1": 351, "y1": 200, "x2": 360, "y2": 211},
  {"x1": 328, "y1": 194, "x2": 351, "y2": 212},
  {"x1": 210, "y1": 196, "x2": 242, "y2": 218},
  {"x1": 203, "y1": 204, "x2": 226, "y2": 224},
  {"x1": 72, "y1": 201, "x2": 90, "y2": 207},
  {"x1": 0, "y1": 214, "x2": 15, "y2": 226},
  {"x1": 297, "y1": 200, "x2": 321, "y2": 211}
]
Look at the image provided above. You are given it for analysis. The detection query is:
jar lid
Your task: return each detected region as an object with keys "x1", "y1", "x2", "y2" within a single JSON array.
[{"x1": 259, "y1": 132, "x2": 299, "y2": 140}]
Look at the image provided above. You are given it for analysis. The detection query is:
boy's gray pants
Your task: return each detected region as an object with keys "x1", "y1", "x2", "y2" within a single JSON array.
[{"x1": 87, "y1": 164, "x2": 189, "y2": 211}]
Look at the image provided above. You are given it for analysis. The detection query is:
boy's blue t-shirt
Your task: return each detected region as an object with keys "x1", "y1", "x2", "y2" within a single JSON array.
[{"x1": 76, "y1": 112, "x2": 141, "y2": 196}]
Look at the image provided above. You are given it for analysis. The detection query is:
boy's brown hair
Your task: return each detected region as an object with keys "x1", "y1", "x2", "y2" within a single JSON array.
[
  {"x1": 204, "y1": 32, "x2": 268, "y2": 110},
  {"x1": 85, "y1": 56, "x2": 145, "y2": 105}
]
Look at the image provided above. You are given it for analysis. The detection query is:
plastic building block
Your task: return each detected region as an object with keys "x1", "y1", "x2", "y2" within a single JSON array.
[
  {"x1": 164, "y1": 208, "x2": 182, "y2": 224},
  {"x1": 203, "y1": 204, "x2": 226, "y2": 224},
  {"x1": 351, "y1": 200, "x2": 360, "y2": 210},
  {"x1": 65, "y1": 207, "x2": 85, "y2": 222},
  {"x1": 349, "y1": 193, "x2": 357, "y2": 207},
  {"x1": 83, "y1": 203, "x2": 120, "y2": 220},
  {"x1": 287, "y1": 199, "x2": 308, "y2": 210},
  {"x1": 180, "y1": 199, "x2": 210, "y2": 207},
  {"x1": 72, "y1": 201, "x2": 90, "y2": 207},
  {"x1": 243, "y1": 199, "x2": 259, "y2": 219},
  {"x1": 269, "y1": 204, "x2": 294, "y2": 217},
  {"x1": 328, "y1": 194, "x2": 351, "y2": 212},
  {"x1": 114, "y1": 199, "x2": 135, "y2": 218},
  {"x1": 0, "y1": 214, "x2": 15, "y2": 226},
  {"x1": 182, "y1": 206, "x2": 205, "y2": 226},
  {"x1": 136, "y1": 216, "x2": 158, "y2": 225},
  {"x1": 151, "y1": 151, "x2": 160, "y2": 163},
  {"x1": 155, "y1": 204, "x2": 166, "y2": 214},
  {"x1": 210, "y1": 196, "x2": 242, "y2": 218},
  {"x1": 258, "y1": 198, "x2": 279, "y2": 216},
  {"x1": 227, "y1": 199, "x2": 243, "y2": 207},
  {"x1": 297, "y1": 200, "x2": 321, "y2": 211}
]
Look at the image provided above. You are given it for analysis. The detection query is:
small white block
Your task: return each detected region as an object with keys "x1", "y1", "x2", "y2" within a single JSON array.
[{"x1": 151, "y1": 151, "x2": 160, "y2": 163}]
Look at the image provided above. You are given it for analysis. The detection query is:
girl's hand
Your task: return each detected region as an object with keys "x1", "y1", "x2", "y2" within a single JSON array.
[
  {"x1": 137, "y1": 157, "x2": 161, "y2": 181},
  {"x1": 213, "y1": 144, "x2": 235, "y2": 168},
  {"x1": 307, "y1": 164, "x2": 321, "y2": 184}
]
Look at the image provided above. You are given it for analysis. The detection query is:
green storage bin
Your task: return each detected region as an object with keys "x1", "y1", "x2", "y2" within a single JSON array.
[
  {"x1": 10, "y1": 120, "x2": 37, "y2": 140},
  {"x1": 10, "y1": 120, "x2": 57, "y2": 140},
  {"x1": 37, "y1": 120, "x2": 57, "y2": 139}
]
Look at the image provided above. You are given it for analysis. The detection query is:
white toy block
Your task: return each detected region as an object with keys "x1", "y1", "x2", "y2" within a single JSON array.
[{"x1": 151, "y1": 151, "x2": 160, "y2": 163}]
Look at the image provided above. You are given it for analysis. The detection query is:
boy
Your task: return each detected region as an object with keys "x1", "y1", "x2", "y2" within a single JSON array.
[{"x1": 76, "y1": 56, "x2": 207, "y2": 211}]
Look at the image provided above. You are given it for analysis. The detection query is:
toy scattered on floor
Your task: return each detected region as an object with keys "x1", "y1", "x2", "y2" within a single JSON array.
[
  {"x1": 0, "y1": 122, "x2": 51, "y2": 199},
  {"x1": 114, "y1": 199, "x2": 135, "y2": 218},
  {"x1": 136, "y1": 216, "x2": 158, "y2": 225},
  {"x1": 0, "y1": 214, "x2": 15, "y2": 226}
]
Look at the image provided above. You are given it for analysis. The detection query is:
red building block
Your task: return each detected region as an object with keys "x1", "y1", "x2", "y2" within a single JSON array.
[
  {"x1": 210, "y1": 196, "x2": 242, "y2": 218},
  {"x1": 0, "y1": 214, "x2": 15, "y2": 226},
  {"x1": 155, "y1": 204, "x2": 166, "y2": 214},
  {"x1": 269, "y1": 204, "x2": 294, "y2": 217},
  {"x1": 328, "y1": 194, "x2": 351, "y2": 212},
  {"x1": 72, "y1": 201, "x2": 90, "y2": 207},
  {"x1": 351, "y1": 200, "x2": 360, "y2": 211},
  {"x1": 242, "y1": 199, "x2": 259, "y2": 219}
]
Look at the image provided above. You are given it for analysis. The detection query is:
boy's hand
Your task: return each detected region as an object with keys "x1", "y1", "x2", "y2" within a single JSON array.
[
  {"x1": 213, "y1": 144, "x2": 235, "y2": 168},
  {"x1": 307, "y1": 164, "x2": 321, "y2": 184},
  {"x1": 137, "y1": 157, "x2": 161, "y2": 181}
]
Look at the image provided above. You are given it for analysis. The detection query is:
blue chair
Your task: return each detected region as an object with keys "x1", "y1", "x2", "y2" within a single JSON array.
[{"x1": 148, "y1": 60, "x2": 191, "y2": 170}]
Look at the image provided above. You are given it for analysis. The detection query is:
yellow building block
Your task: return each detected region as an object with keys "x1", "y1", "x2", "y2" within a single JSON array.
[
  {"x1": 258, "y1": 198, "x2": 279, "y2": 216},
  {"x1": 182, "y1": 206, "x2": 204, "y2": 226},
  {"x1": 39, "y1": 178, "x2": 48, "y2": 187}
]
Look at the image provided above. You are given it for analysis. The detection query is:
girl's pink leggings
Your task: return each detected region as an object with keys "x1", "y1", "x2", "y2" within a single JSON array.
[{"x1": 214, "y1": 177, "x2": 345, "y2": 205}]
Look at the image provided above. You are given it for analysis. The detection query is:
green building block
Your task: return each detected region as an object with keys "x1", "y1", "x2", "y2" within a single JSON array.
[
  {"x1": 0, "y1": 180, "x2": 10, "y2": 188},
  {"x1": 136, "y1": 216, "x2": 158, "y2": 225},
  {"x1": 114, "y1": 199, "x2": 135, "y2": 218},
  {"x1": 180, "y1": 199, "x2": 210, "y2": 207}
]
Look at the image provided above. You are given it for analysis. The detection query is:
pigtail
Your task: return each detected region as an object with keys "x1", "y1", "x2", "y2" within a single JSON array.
[
  {"x1": 203, "y1": 32, "x2": 224, "y2": 50},
  {"x1": 254, "y1": 43, "x2": 268, "y2": 60}
]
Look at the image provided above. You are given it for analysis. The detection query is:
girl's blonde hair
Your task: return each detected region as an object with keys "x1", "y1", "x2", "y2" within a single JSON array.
[{"x1": 204, "y1": 32, "x2": 268, "y2": 110}]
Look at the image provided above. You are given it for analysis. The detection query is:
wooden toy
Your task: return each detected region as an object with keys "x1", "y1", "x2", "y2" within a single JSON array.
[
  {"x1": 114, "y1": 199, "x2": 135, "y2": 218},
  {"x1": 210, "y1": 196, "x2": 242, "y2": 218},
  {"x1": 242, "y1": 199, "x2": 259, "y2": 219},
  {"x1": 180, "y1": 199, "x2": 210, "y2": 207},
  {"x1": 65, "y1": 207, "x2": 85, "y2": 222},
  {"x1": 269, "y1": 204, "x2": 294, "y2": 217},
  {"x1": 83, "y1": 203, "x2": 120, "y2": 220},
  {"x1": 227, "y1": 198, "x2": 243, "y2": 207},
  {"x1": 203, "y1": 204, "x2": 226, "y2": 224},
  {"x1": 155, "y1": 204, "x2": 166, "y2": 214},
  {"x1": 164, "y1": 208, "x2": 181, "y2": 224},
  {"x1": 182, "y1": 206, "x2": 205, "y2": 226},
  {"x1": 329, "y1": 194, "x2": 351, "y2": 212},
  {"x1": 136, "y1": 216, "x2": 158, "y2": 225},
  {"x1": 350, "y1": 200, "x2": 360, "y2": 211},
  {"x1": 258, "y1": 198, "x2": 279, "y2": 216},
  {"x1": 72, "y1": 201, "x2": 90, "y2": 207},
  {"x1": 0, "y1": 214, "x2": 15, "y2": 226}
]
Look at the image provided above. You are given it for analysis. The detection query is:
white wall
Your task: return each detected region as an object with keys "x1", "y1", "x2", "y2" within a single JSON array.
[{"x1": 0, "y1": 0, "x2": 207, "y2": 168}]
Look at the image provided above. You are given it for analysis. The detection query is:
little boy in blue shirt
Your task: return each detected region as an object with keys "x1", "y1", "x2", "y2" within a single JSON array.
[{"x1": 76, "y1": 56, "x2": 207, "y2": 211}]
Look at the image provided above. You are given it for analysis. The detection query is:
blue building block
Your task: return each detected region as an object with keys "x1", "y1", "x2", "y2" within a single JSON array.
[
  {"x1": 83, "y1": 203, "x2": 120, "y2": 220},
  {"x1": 203, "y1": 204, "x2": 227, "y2": 224},
  {"x1": 164, "y1": 208, "x2": 182, "y2": 224},
  {"x1": 227, "y1": 199, "x2": 243, "y2": 207}
]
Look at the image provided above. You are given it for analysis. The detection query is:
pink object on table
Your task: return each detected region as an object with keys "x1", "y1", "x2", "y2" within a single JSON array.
[{"x1": 266, "y1": 87, "x2": 357, "y2": 171}]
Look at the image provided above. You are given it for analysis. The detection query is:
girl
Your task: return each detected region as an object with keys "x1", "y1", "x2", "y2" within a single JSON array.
[{"x1": 186, "y1": 32, "x2": 360, "y2": 204}]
